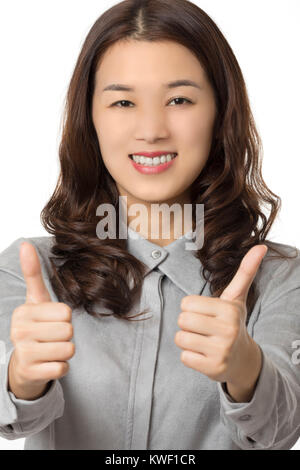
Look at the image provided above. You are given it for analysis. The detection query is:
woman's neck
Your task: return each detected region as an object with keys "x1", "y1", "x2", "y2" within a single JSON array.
[{"x1": 123, "y1": 190, "x2": 193, "y2": 247}]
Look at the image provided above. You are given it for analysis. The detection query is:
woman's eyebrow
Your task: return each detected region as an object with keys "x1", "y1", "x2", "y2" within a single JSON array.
[{"x1": 102, "y1": 79, "x2": 202, "y2": 92}]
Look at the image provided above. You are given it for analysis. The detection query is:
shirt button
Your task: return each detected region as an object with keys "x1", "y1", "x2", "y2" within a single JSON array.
[
  {"x1": 239, "y1": 414, "x2": 252, "y2": 421},
  {"x1": 151, "y1": 249, "x2": 161, "y2": 259}
]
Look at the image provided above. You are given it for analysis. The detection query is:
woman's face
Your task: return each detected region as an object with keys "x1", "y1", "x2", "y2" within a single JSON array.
[{"x1": 92, "y1": 39, "x2": 216, "y2": 205}]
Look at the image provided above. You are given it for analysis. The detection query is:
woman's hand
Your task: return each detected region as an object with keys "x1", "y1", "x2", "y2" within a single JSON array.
[
  {"x1": 8, "y1": 242, "x2": 75, "y2": 400},
  {"x1": 174, "y1": 244, "x2": 268, "y2": 401}
]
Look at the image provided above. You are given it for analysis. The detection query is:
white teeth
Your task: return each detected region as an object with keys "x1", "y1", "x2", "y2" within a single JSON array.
[{"x1": 131, "y1": 153, "x2": 177, "y2": 166}]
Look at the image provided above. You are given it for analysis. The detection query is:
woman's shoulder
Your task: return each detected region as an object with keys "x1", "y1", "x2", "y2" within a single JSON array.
[
  {"x1": 256, "y1": 239, "x2": 300, "y2": 301},
  {"x1": 0, "y1": 235, "x2": 55, "y2": 279},
  {"x1": 263, "y1": 239, "x2": 300, "y2": 277}
]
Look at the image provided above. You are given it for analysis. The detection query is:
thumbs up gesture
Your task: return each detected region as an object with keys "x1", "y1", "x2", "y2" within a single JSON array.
[
  {"x1": 8, "y1": 242, "x2": 75, "y2": 400},
  {"x1": 174, "y1": 245, "x2": 268, "y2": 402}
]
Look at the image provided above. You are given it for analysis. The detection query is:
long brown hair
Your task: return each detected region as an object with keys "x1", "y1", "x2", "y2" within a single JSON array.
[{"x1": 41, "y1": 0, "x2": 297, "y2": 324}]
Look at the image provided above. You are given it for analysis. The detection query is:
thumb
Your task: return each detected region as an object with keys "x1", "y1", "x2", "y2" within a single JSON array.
[
  {"x1": 20, "y1": 242, "x2": 52, "y2": 304},
  {"x1": 220, "y1": 244, "x2": 268, "y2": 304}
]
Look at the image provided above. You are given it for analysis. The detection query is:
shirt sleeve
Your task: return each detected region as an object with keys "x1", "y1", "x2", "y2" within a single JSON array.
[
  {"x1": 0, "y1": 347, "x2": 65, "y2": 440},
  {"x1": 216, "y1": 250, "x2": 300, "y2": 450},
  {"x1": 0, "y1": 243, "x2": 65, "y2": 440}
]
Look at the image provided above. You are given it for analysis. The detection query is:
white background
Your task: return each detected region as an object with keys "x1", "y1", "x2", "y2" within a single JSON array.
[{"x1": 0, "y1": 0, "x2": 299, "y2": 450}]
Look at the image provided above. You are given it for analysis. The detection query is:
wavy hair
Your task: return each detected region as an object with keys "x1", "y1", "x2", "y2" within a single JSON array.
[{"x1": 41, "y1": 0, "x2": 298, "y2": 325}]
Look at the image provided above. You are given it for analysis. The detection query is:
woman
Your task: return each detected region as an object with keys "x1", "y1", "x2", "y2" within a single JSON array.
[{"x1": 0, "y1": 0, "x2": 300, "y2": 450}]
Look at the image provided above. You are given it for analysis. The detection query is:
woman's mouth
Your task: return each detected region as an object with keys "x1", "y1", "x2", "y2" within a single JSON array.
[{"x1": 128, "y1": 153, "x2": 178, "y2": 175}]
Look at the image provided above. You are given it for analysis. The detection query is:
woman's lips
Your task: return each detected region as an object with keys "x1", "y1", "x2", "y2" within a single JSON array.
[{"x1": 129, "y1": 154, "x2": 178, "y2": 174}]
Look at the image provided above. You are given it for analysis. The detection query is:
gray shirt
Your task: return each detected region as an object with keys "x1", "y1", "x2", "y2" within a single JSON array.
[{"x1": 1, "y1": 228, "x2": 300, "y2": 450}]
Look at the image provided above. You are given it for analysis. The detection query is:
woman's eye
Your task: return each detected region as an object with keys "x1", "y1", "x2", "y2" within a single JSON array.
[
  {"x1": 111, "y1": 97, "x2": 192, "y2": 107},
  {"x1": 111, "y1": 100, "x2": 134, "y2": 108},
  {"x1": 169, "y1": 97, "x2": 192, "y2": 106}
]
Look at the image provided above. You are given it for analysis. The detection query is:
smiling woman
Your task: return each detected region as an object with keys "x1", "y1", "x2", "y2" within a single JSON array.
[
  {"x1": 91, "y1": 39, "x2": 216, "y2": 222},
  {"x1": 39, "y1": 0, "x2": 295, "y2": 325},
  {"x1": 1, "y1": 0, "x2": 300, "y2": 452}
]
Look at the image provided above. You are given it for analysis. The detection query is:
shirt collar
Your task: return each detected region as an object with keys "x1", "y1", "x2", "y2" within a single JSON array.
[{"x1": 126, "y1": 226, "x2": 208, "y2": 296}]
